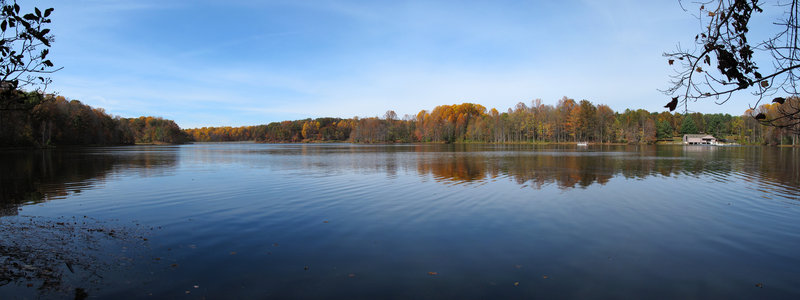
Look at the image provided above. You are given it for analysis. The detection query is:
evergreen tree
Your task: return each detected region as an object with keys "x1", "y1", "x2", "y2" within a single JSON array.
[
  {"x1": 656, "y1": 120, "x2": 673, "y2": 140},
  {"x1": 680, "y1": 116, "x2": 699, "y2": 134}
]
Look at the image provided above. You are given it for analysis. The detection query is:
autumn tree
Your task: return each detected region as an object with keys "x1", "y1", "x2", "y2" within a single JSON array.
[
  {"x1": 596, "y1": 104, "x2": 616, "y2": 143},
  {"x1": 301, "y1": 120, "x2": 319, "y2": 140},
  {"x1": 557, "y1": 97, "x2": 578, "y2": 142}
]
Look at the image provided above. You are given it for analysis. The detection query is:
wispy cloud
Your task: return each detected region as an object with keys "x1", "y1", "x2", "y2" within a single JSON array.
[{"x1": 35, "y1": 0, "x2": 751, "y2": 128}]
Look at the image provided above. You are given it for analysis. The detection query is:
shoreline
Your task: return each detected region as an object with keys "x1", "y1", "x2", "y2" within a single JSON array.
[{"x1": 3, "y1": 140, "x2": 798, "y2": 148}]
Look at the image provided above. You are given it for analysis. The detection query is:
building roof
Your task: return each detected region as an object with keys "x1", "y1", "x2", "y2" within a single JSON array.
[{"x1": 683, "y1": 134, "x2": 715, "y2": 138}]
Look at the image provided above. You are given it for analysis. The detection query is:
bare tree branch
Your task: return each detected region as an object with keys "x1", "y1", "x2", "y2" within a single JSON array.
[{"x1": 665, "y1": 0, "x2": 800, "y2": 134}]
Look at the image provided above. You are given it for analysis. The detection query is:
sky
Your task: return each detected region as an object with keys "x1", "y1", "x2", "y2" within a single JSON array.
[{"x1": 27, "y1": 0, "x2": 777, "y2": 128}]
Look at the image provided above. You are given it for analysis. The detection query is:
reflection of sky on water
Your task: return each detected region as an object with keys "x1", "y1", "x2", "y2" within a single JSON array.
[
  {"x1": 1, "y1": 143, "x2": 799, "y2": 298},
  {"x1": 3, "y1": 144, "x2": 799, "y2": 212}
]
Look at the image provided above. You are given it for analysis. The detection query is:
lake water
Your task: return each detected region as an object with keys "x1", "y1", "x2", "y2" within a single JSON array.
[{"x1": 1, "y1": 143, "x2": 799, "y2": 299}]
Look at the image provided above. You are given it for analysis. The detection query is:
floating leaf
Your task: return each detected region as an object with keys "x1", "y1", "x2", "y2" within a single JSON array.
[
  {"x1": 514, "y1": 282, "x2": 519, "y2": 286},
  {"x1": 304, "y1": 266, "x2": 309, "y2": 270},
  {"x1": 668, "y1": 59, "x2": 674, "y2": 65},
  {"x1": 696, "y1": 67, "x2": 703, "y2": 73},
  {"x1": 427, "y1": 271, "x2": 438, "y2": 275},
  {"x1": 708, "y1": 11, "x2": 716, "y2": 17},
  {"x1": 348, "y1": 273, "x2": 356, "y2": 278},
  {"x1": 542, "y1": 275, "x2": 549, "y2": 279},
  {"x1": 755, "y1": 283, "x2": 764, "y2": 288}
]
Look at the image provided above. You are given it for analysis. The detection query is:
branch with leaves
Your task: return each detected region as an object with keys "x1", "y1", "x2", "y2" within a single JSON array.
[
  {"x1": 664, "y1": 0, "x2": 800, "y2": 133},
  {"x1": 0, "y1": 0, "x2": 59, "y2": 95}
]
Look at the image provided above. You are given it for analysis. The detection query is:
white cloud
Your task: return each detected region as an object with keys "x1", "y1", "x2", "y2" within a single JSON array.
[{"x1": 33, "y1": 0, "x2": 752, "y2": 129}]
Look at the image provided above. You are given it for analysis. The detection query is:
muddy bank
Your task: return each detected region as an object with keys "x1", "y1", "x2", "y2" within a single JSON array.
[{"x1": 0, "y1": 215, "x2": 155, "y2": 298}]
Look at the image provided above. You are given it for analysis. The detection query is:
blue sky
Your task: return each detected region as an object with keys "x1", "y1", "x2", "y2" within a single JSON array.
[{"x1": 29, "y1": 0, "x2": 769, "y2": 128}]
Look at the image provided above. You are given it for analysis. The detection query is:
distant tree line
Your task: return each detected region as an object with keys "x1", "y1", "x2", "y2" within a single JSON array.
[
  {"x1": 185, "y1": 97, "x2": 800, "y2": 146},
  {"x1": 5, "y1": 90, "x2": 798, "y2": 147},
  {"x1": 185, "y1": 117, "x2": 354, "y2": 143},
  {"x1": 0, "y1": 90, "x2": 188, "y2": 146}
]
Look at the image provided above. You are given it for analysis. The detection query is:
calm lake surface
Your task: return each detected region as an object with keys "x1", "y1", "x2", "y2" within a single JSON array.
[{"x1": 1, "y1": 143, "x2": 799, "y2": 299}]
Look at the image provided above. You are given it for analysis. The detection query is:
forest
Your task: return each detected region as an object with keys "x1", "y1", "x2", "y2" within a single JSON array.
[
  {"x1": 0, "y1": 90, "x2": 189, "y2": 146},
  {"x1": 3, "y1": 89, "x2": 798, "y2": 147},
  {"x1": 186, "y1": 97, "x2": 800, "y2": 146}
]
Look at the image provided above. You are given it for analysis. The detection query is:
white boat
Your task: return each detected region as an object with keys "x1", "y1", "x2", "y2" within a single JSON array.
[{"x1": 576, "y1": 142, "x2": 588, "y2": 146}]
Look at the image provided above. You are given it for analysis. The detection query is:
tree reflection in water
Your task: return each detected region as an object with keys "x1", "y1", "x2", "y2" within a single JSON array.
[
  {"x1": 411, "y1": 144, "x2": 799, "y2": 191},
  {"x1": 0, "y1": 147, "x2": 178, "y2": 215},
  {"x1": 2, "y1": 144, "x2": 799, "y2": 209}
]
